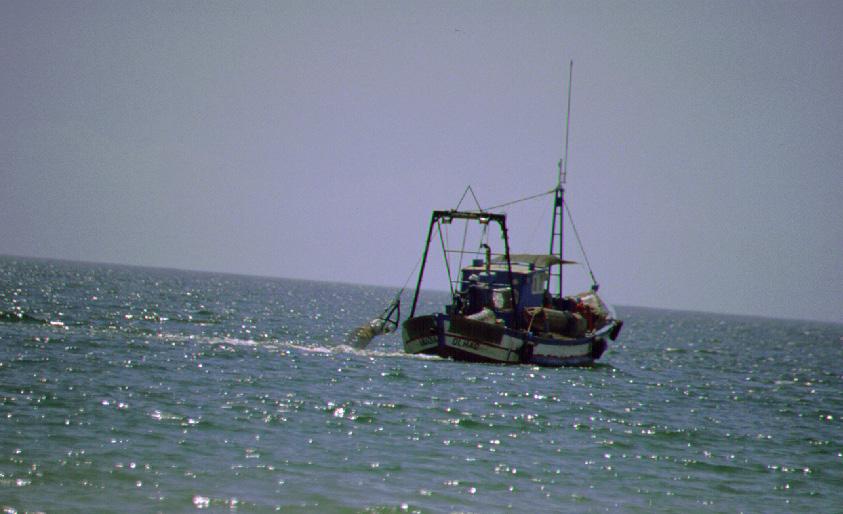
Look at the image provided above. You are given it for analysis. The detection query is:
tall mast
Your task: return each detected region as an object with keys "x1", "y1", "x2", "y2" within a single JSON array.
[{"x1": 549, "y1": 60, "x2": 573, "y2": 296}]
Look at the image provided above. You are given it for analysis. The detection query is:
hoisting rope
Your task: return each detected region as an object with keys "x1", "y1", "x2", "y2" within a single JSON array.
[
  {"x1": 455, "y1": 214, "x2": 471, "y2": 282},
  {"x1": 437, "y1": 220, "x2": 455, "y2": 297},
  {"x1": 564, "y1": 201, "x2": 599, "y2": 291}
]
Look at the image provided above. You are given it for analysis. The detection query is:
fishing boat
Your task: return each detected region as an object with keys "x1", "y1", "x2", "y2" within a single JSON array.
[
  {"x1": 401, "y1": 208, "x2": 622, "y2": 366},
  {"x1": 400, "y1": 63, "x2": 623, "y2": 366}
]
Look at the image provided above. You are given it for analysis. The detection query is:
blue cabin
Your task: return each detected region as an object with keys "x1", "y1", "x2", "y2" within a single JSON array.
[{"x1": 446, "y1": 255, "x2": 556, "y2": 328}]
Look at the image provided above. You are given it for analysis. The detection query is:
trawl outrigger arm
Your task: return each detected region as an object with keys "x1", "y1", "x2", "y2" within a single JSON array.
[
  {"x1": 347, "y1": 291, "x2": 402, "y2": 348},
  {"x1": 408, "y1": 209, "x2": 520, "y2": 329}
]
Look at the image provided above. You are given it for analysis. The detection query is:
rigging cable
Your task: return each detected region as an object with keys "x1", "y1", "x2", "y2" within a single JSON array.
[
  {"x1": 453, "y1": 185, "x2": 485, "y2": 288},
  {"x1": 484, "y1": 188, "x2": 555, "y2": 211},
  {"x1": 400, "y1": 252, "x2": 423, "y2": 293},
  {"x1": 564, "y1": 201, "x2": 599, "y2": 290},
  {"x1": 454, "y1": 185, "x2": 485, "y2": 212}
]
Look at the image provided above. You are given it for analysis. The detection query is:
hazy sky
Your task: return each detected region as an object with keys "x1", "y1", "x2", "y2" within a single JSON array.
[{"x1": 2, "y1": 1, "x2": 841, "y2": 323}]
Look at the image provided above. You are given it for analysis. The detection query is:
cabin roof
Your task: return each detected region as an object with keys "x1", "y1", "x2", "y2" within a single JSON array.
[
  {"x1": 492, "y1": 254, "x2": 577, "y2": 268},
  {"x1": 461, "y1": 263, "x2": 537, "y2": 276}
]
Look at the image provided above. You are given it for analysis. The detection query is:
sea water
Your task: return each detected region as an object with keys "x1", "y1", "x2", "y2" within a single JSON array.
[{"x1": 1, "y1": 256, "x2": 842, "y2": 513}]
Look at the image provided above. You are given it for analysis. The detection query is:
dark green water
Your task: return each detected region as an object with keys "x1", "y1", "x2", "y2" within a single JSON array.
[{"x1": 1, "y1": 256, "x2": 842, "y2": 512}]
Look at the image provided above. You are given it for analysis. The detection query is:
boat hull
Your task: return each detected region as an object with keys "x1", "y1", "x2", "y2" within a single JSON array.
[{"x1": 402, "y1": 313, "x2": 612, "y2": 367}]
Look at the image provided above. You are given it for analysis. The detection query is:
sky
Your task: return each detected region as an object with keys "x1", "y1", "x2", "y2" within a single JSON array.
[{"x1": 1, "y1": 1, "x2": 841, "y2": 323}]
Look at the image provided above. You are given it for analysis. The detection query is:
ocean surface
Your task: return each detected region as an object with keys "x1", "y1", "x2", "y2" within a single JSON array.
[{"x1": 1, "y1": 256, "x2": 842, "y2": 513}]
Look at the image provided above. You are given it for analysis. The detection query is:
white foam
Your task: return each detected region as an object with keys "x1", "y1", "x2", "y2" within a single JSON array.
[{"x1": 152, "y1": 332, "x2": 443, "y2": 361}]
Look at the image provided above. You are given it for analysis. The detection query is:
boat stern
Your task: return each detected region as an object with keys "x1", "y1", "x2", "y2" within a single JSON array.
[{"x1": 402, "y1": 315, "x2": 439, "y2": 355}]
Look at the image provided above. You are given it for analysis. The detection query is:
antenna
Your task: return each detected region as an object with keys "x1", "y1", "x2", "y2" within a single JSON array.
[
  {"x1": 549, "y1": 60, "x2": 573, "y2": 296},
  {"x1": 561, "y1": 60, "x2": 573, "y2": 185}
]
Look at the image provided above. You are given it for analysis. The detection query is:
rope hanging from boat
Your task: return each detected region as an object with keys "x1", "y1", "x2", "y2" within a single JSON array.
[
  {"x1": 564, "y1": 201, "x2": 600, "y2": 291},
  {"x1": 436, "y1": 220, "x2": 455, "y2": 297},
  {"x1": 400, "y1": 252, "x2": 423, "y2": 294}
]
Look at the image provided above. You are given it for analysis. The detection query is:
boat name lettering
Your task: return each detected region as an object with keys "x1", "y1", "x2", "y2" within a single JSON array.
[{"x1": 451, "y1": 338, "x2": 480, "y2": 351}]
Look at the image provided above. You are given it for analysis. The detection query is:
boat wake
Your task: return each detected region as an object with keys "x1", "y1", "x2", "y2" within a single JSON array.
[
  {"x1": 154, "y1": 331, "x2": 443, "y2": 362},
  {"x1": 284, "y1": 340, "x2": 443, "y2": 362}
]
